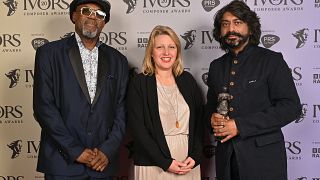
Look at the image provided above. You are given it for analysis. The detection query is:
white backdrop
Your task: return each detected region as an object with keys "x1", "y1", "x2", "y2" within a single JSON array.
[{"x1": 1, "y1": 0, "x2": 319, "y2": 179}]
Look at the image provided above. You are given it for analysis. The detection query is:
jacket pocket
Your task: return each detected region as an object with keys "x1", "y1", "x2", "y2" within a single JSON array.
[{"x1": 243, "y1": 77, "x2": 264, "y2": 89}]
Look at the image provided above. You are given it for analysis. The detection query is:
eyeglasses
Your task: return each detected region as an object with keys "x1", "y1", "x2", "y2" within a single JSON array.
[{"x1": 79, "y1": 7, "x2": 106, "y2": 21}]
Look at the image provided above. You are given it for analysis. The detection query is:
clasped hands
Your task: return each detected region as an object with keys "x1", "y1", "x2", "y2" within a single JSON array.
[
  {"x1": 211, "y1": 113, "x2": 239, "y2": 143},
  {"x1": 76, "y1": 148, "x2": 109, "y2": 172},
  {"x1": 168, "y1": 157, "x2": 195, "y2": 175}
]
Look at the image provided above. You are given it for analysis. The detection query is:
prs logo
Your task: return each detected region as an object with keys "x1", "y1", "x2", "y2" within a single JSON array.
[{"x1": 201, "y1": 0, "x2": 220, "y2": 12}]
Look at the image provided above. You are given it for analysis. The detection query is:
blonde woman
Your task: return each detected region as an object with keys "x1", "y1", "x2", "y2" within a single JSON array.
[{"x1": 127, "y1": 25, "x2": 203, "y2": 180}]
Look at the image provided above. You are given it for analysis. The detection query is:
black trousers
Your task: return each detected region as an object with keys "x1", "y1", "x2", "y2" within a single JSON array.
[
  {"x1": 45, "y1": 173, "x2": 112, "y2": 180},
  {"x1": 230, "y1": 149, "x2": 240, "y2": 180}
]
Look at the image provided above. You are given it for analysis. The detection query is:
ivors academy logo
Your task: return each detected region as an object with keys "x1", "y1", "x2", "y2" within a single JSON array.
[
  {"x1": 3, "y1": 0, "x2": 18, "y2": 16},
  {"x1": 180, "y1": 30, "x2": 196, "y2": 50},
  {"x1": 7, "y1": 140, "x2": 22, "y2": 159},
  {"x1": 123, "y1": 0, "x2": 137, "y2": 14},
  {"x1": 5, "y1": 69, "x2": 20, "y2": 88},
  {"x1": 292, "y1": 28, "x2": 308, "y2": 49}
]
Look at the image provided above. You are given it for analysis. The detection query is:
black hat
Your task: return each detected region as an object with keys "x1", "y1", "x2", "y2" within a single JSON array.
[{"x1": 69, "y1": 0, "x2": 111, "y2": 23}]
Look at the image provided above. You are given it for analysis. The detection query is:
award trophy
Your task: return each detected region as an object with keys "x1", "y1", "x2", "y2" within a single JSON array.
[{"x1": 215, "y1": 86, "x2": 231, "y2": 141}]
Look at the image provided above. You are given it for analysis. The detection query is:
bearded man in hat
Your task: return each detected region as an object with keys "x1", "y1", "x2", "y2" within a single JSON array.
[{"x1": 33, "y1": 0, "x2": 128, "y2": 179}]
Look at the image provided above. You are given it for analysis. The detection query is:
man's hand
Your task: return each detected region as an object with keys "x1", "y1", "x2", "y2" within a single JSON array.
[
  {"x1": 211, "y1": 113, "x2": 239, "y2": 143},
  {"x1": 88, "y1": 148, "x2": 109, "y2": 172},
  {"x1": 76, "y1": 148, "x2": 95, "y2": 164}
]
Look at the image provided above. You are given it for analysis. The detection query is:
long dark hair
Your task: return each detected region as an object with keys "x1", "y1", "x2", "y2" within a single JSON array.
[{"x1": 213, "y1": 0, "x2": 261, "y2": 50}]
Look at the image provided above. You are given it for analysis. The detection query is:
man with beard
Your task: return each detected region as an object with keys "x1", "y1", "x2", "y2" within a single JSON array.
[
  {"x1": 205, "y1": 1, "x2": 301, "y2": 180},
  {"x1": 33, "y1": 0, "x2": 128, "y2": 179}
]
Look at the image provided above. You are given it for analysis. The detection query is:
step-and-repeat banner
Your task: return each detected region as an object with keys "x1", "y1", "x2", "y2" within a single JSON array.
[{"x1": 1, "y1": 0, "x2": 319, "y2": 179}]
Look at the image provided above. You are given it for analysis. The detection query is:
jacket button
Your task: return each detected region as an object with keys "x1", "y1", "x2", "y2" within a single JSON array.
[
  {"x1": 233, "y1": 60, "x2": 238, "y2": 64},
  {"x1": 229, "y1": 82, "x2": 234, "y2": 86},
  {"x1": 231, "y1": 71, "x2": 236, "y2": 75},
  {"x1": 229, "y1": 107, "x2": 234, "y2": 112}
]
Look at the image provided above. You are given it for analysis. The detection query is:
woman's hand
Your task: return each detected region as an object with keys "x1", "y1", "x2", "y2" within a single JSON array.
[
  {"x1": 167, "y1": 158, "x2": 195, "y2": 175},
  {"x1": 167, "y1": 159, "x2": 190, "y2": 174},
  {"x1": 179, "y1": 157, "x2": 195, "y2": 174}
]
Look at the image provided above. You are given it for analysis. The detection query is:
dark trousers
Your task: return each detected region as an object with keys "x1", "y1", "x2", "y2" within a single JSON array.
[
  {"x1": 45, "y1": 173, "x2": 112, "y2": 180},
  {"x1": 230, "y1": 150, "x2": 240, "y2": 180}
]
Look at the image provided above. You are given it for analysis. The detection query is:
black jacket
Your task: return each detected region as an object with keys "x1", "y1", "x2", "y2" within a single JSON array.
[
  {"x1": 127, "y1": 71, "x2": 204, "y2": 171},
  {"x1": 205, "y1": 45, "x2": 301, "y2": 180},
  {"x1": 33, "y1": 35, "x2": 128, "y2": 177}
]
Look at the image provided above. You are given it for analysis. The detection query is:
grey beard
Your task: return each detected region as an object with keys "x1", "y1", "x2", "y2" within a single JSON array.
[
  {"x1": 82, "y1": 29, "x2": 98, "y2": 39},
  {"x1": 225, "y1": 38, "x2": 242, "y2": 48}
]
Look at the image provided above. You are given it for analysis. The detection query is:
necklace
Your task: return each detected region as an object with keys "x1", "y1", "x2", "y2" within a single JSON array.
[{"x1": 156, "y1": 76, "x2": 180, "y2": 128}]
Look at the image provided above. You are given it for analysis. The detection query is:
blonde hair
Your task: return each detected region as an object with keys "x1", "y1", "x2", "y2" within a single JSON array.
[{"x1": 142, "y1": 25, "x2": 184, "y2": 76}]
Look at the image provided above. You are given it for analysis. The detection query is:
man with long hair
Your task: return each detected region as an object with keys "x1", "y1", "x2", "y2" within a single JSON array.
[{"x1": 205, "y1": 1, "x2": 301, "y2": 180}]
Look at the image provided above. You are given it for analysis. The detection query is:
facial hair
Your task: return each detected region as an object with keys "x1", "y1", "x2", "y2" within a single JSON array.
[
  {"x1": 81, "y1": 20, "x2": 99, "y2": 39},
  {"x1": 221, "y1": 31, "x2": 249, "y2": 50}
]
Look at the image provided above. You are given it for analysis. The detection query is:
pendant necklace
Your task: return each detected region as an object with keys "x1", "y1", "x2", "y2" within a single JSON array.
[{"x1": 157, "y1": 76, "x2": 180, "y2": 128}]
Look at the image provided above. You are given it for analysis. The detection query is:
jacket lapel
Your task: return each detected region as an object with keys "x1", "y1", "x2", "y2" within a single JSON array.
[
  {"x1": 175, "y1": 73, "x2": 195, "y2": 140},
  {"x1": 92, "y1": 47, "x2": 108, "y2": 106},
  {"x1": 68, "y1": 38, "x2": 91, "y2": 103}
]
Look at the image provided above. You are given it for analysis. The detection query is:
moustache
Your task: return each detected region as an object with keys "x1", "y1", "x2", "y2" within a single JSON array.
[
  {"x1": 84, "y1": 19, "x2": 98, "y2": 26},
  {"x1": 222, "y1": 32, "x2": 243, "y2": 39}
]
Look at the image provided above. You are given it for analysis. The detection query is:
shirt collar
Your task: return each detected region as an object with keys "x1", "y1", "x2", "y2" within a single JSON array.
[
  {"x1": 75, "y1": 32, "x2": 102, "y2": 49},
  {"x1": 229, "y1": 44, "x2": 254, "y2": 58}
]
